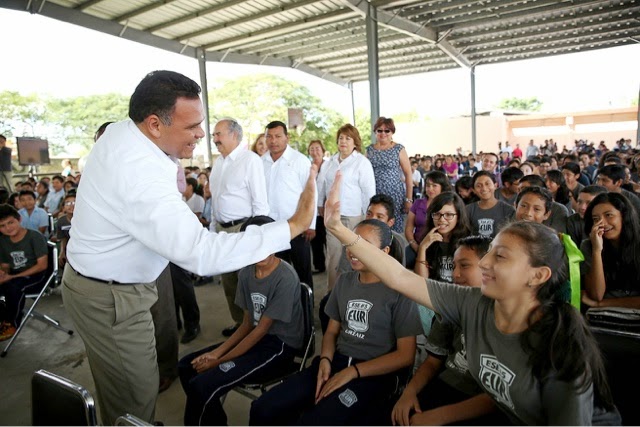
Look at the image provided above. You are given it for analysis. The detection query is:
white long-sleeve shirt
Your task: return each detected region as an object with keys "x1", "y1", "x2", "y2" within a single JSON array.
[
  {"x1": 263, "y1": 145, "x2": 317, "y2": 229},
  {"x1": 318, "y1": 151, "x2": 376, "y2": 216},
  {"x1": 68, "y1": 120, "x2": 290, "y2": 283},
  {"x1": 209, "y1": 145, "x2": 269, "y2": 226}
]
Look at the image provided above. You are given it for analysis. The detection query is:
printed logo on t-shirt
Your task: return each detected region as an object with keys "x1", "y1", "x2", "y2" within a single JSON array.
[
  {"x1": 219, "y1": 361, "x2": 235, "y2": 372},
  {"x1": 479, "y1": 354, "x2": 515, "y2": 409},
  {"x1": 251, "y1": 293, "x2": 267, "y2": 325},
  {"x1": 338, "y1": 389, "x2": 358, "y2": 408},
  {"x1": 438, "y1": 256, "x2": 454, "y2": 283},
  {"x1": 345, "y1": 299, "x2": 373, "y2": 338},
  {"x1": 10, "y1": 251, "x2": 27, "y2": 270},
  {"x1": 447, "y1": 333, "x2": 469, "y2": 373},
  {"x1": 477, "y1": 219, "x2": 494, "y2": 237}
]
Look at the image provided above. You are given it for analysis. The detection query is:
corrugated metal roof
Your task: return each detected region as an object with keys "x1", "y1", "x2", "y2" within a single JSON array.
[{"x1": 3, "y1": 0, "x2": 639, "y2": 86}]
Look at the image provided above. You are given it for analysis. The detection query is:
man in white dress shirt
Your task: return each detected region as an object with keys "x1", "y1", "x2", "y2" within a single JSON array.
[
  {"x1": 263, "y1": 121, "x2": 316, "y2": 289},
  {"x1": 61, "y1": 71, "x2": 316, "y2": 425},
  {"x1": 209, "y1": 118, "x2": 269, "y2": 336}
]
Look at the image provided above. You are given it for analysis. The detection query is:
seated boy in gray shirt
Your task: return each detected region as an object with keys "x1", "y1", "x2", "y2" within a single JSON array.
[{"x1": 178, "y1": 216, "x2": 303, "y2": 426}]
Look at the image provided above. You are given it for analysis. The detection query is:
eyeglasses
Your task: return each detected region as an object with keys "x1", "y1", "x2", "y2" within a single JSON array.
[
  {"x1": 431, "y1": 212, "x2": 457, "y2": 220},
  {"x1": 64, "y1": 201, "x2": 75, "y2": 206},
  {"x1": 376, "y1": 129, "x2": 392, "y2": 134}
]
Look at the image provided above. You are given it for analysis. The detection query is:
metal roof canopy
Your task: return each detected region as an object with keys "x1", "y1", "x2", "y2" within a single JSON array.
[{"x1": 3, "y1": 0, "x2": 640, "y2": 159}]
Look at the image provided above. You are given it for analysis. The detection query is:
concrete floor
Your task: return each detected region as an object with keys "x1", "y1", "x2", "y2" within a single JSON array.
[{"x1": 0, "y1": 271, "x2": 327, "y2": 426}]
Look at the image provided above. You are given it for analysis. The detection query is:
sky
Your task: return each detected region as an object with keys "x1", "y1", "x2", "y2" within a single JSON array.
[{"x1": 1, "y1": 7, "x2": 639, "y2": 121}]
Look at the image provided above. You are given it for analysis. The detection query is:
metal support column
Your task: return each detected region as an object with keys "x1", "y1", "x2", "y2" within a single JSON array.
[
  {"x1": 470, "y1": 66, "x2": 477, "y2": 155},
  {"x1": 197, "y1": 48, "x2": 213, "y2": 167},
  {"x1": 636, "y1": 82, "x2": 640, "y2": 146},
  {"x1": 348, "y1": 81, "x2": 356, "y2": 126},
  {"x1": 366, "y1": 2, "x2": 380, "y2": 136}
]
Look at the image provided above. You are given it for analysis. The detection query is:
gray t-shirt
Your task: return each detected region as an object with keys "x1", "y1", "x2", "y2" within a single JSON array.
[
  {"x1": 544, "y1": 202, "x2": 568, "y2": 233},
  {"x1": 55, "y1": 215, "x2": 72, "y2": 240},
  {"x1": 466, "y1": 201, "x2": 515, "y2": 238},
  {"x1": 494, "y1": 188, "x2": 517, "y2": 206},
  {"x1": 325, "y1": 271, "x2": 422, "y2": 361},
  {"x1": 427, "y1": 279, "x2": 594, "y2": 425},
  {"x1": 235, "y1": 260, "x2": 304, "y2": 350},
  {"x1": 621, "y1": 188, "x2": 640, "y2": 214},
  {"x1": 0, "y1": 229, "x2": 48, "y2": 274},
  {"x1": 425, "y1": 317, "x2": 482, "y2": 396}
]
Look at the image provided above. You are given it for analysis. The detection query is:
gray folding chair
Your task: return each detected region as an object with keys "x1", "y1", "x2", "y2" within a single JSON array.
[
  {"x1": 2, "y1": 241, "x2": 73, "y2": 357},
  {"x1": 31, "y1": 369, "x2": 97, "y2": 426}
]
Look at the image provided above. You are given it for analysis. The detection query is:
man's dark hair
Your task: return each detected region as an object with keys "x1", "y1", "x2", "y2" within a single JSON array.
[
  {"x1": 265, "y1": 121, "x2": 288, "y2": 136},
  {"x1": 52, "y1": 175, "x2": 64, "y2": 184},
  {"x1": 519, "y1": 174, "x2": 547, "y2": 188},
  {"x1": 18, "y1": 190, "x2": 35, "y2": 199},
  {"x1": 368, "y1": 194, "x2": 395, "y2": 220},
  {"x1": 579, "y1": 185, "x2": 607, "y2": 197},
  {"x1": 64, "y1": 192, "x2": 77, "y2": 202},
  {"x1": 598, "y1": 164, "x2": 625, "y2": 183},
  {"x1": 129, "y1": 70, "x2": 201, "y2": 125},
  {"x1": 0, "y1": 204, "x2": 21, "y2": 222},
  {"x1": 561, "y1": 162, "x2": 581, "y2": 176},
  {"x1": 501, "y1": 167, "x2": 524, "y2": 185},
  {"x1": 540, "y1": 156, "x2": 551, "y2": 165}
]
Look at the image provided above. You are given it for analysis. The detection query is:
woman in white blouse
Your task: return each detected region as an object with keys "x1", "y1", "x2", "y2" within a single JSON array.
[{"x1": 318, "y1": 124, "x2": 375, "y2": 290}]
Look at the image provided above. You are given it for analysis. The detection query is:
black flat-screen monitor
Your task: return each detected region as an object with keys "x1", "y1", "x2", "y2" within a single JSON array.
[{"x1": 16, "y1": 137, "x2": 50, "y2": 166}]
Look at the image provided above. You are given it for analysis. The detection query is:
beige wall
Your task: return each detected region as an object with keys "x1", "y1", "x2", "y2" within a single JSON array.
[{"x1": 393, "y1": 108, "x2": 638, "y2": 157}]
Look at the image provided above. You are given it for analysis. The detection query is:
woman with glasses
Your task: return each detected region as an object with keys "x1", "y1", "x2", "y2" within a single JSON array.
[
  {"x1": 414, "y1": 193, "x2": 471, "y2": 282},
  {"x1": 366, "y1": 117, "x2": 413, "y2": 234}
]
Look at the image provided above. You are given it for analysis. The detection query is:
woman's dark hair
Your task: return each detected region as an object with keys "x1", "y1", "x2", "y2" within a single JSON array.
[
  {"x1": 423, "y1": 193, "x2": 472, "y2": 278},
  {"x1": 516, "y1": 186, "x2": 553, "y2": 214},
  {"x1": 545, "y1": 169, "x2": 571, "y2": 205},
  {"x1": 129, "y1": 70, "x2": 201, "y2": 125},
  {"x1": 355, "y1": 219, "x2": 403, "y2": 263},
  {"x1": 240, "y1": 215, "x2": 275, "y2": 231},
  {"x1": 454, "y1": 176, "x2": 479, "y2": 205},
  {"x1": 373, "y1": 117, "x2": 395, "y2": 133},
  {"x1": 501, "y1": 166, "x2": 524, "y2": 185},
  {"x1": 7, "y1": 193, "x2": 20, "y2": 210},
  {"x1": 185, "y1": 177, "x2": 204, "y2": 197},
  {"x1": 583, "y1": 192, "x2": 640, "y2": 285},
  {"x1": 0, "y1": 203, "x2": 21, "y2": 222},
  {"x1": 456, "y1": 235, "x2": 492, "y2": 258},
  {"x1": 423, "y1": 170, "x2": 452, "y2": 194},
  {"x1": 499, "y1": 221, "x2": 615, "y2": 410},
  {"x1": 471, "y1": 170, "x2": 496, "y2": 187}
]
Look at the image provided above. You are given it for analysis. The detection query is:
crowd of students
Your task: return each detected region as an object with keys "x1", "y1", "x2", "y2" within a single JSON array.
[{"x1": 2, "y1": 101, "x2": 639, "y2": 426}]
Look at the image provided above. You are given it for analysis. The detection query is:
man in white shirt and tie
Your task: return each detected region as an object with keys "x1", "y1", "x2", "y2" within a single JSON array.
[
  {"x1": 61, "y1": 71, "x2": 316, "y2": 425},
  {"x1": 209, "y1": 118, "x2": 270, "y2": 337},
  {"x1": 263, "y1": 121, "x2": 316, "y2": 289}
]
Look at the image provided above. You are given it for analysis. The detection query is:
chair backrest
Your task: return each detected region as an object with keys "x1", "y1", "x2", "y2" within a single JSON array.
[
  {"x1": 31, "y1": 369, "x2": 97, "y2": 426},
  {"x1": 114, "y1": 414, "x2": 152, "y2": 426},
  {"x1": 298, "y1": 282, "x2": 315, "y2": 370}
]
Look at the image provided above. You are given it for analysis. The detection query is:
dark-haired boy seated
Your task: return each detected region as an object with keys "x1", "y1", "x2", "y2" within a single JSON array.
[
  {"x1": 18, "y1": 190, "x2": 48, "y2": 235},
  {"x1": 0, "y1": 204, "x2": 48, "y2": 341},
  {"x1": 178, "y1": 216, "x2": 304, "y2": 426}
]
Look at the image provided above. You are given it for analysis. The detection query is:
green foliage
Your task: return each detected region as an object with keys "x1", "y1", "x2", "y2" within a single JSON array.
[
  {"x1": 209, "y1": 74, "x2": 357, "y2": 155},
  {"x1": 497, "y1": 96, "x2": 543, "y2": 112}
]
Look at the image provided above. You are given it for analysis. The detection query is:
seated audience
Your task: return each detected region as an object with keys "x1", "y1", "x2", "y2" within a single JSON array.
[
  {"x1": 514, "y1": 186, "x2": 553, "y2": 224},
  {"x1": 250, "y1": 219, "x2": 421, "y2": 426},
  {"x1": 596, "y1": 164, "x2": 640, "y2": 214},
  {"x1": 18, "y1": 190, "x2": 48, "y2": 235},
  {"x1": 581, "y1": 193, "x2": 640, "y2": 309},
  {"x1": 566, "y1": 185, "x2": 607, "y2": 246},
  {"x1": 465, "y1": 171, "x2": 515, "y2": 238},
  {"x1": 43, "y1": 175, "x2": 65, "y2": 217},
  {"x1": 0, "y1": 204, "x2": 48, "y2": 341},
  {"x1": 518, "y1": 174, "x2": 568, "y2": 233},
  {"x1": 495, "y1": 167, "x2": 523, "y2": 206},
  {"x1": 561, "y1": 162, "x2": 585, "y2": 212},
  {"x1": 179, "y1": 216, "x2": 304, "y2": 426},
  {"x1": 392, "y1": 235, "x2": 506, "y2": 426}
]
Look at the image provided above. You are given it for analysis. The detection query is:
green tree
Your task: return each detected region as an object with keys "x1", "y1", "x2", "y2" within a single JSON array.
[
  {"x1": 497, "y1": 96, "x2": 543, "y2": 112},
  {"x1": 209, "y1": 74, "x2": 348, "y2": 154},
  {"x1": 0, "y1": 91, "x2": 48, "y2": 136}
]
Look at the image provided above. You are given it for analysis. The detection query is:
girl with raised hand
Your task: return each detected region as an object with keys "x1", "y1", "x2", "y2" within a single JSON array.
[
  {"x1": 324, "y1": 171, "x2": 618, "y2": 425},
  {"x1": 581, "y1": 192, "x2": 640, "y2": 308},
  {"x1": 249, "y1": 218, "x2": 422, "y2": 426},
  {"x1": 414, "y1": 192, "x2": 471, "y2": 282}
]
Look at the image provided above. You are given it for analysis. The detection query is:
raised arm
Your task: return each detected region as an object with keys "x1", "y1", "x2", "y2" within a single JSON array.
[
  {"x1": 324, "y1": 171, "x2": 433, "y2": 309},
  {"x1": 288, "y1": 164, "x2": 318, "y2": 239}
]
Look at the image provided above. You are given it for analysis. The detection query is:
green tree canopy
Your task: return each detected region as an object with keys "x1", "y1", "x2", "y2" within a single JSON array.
[{"x1": 497, "y1": 96, "x2": 543, "y2": 112}]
